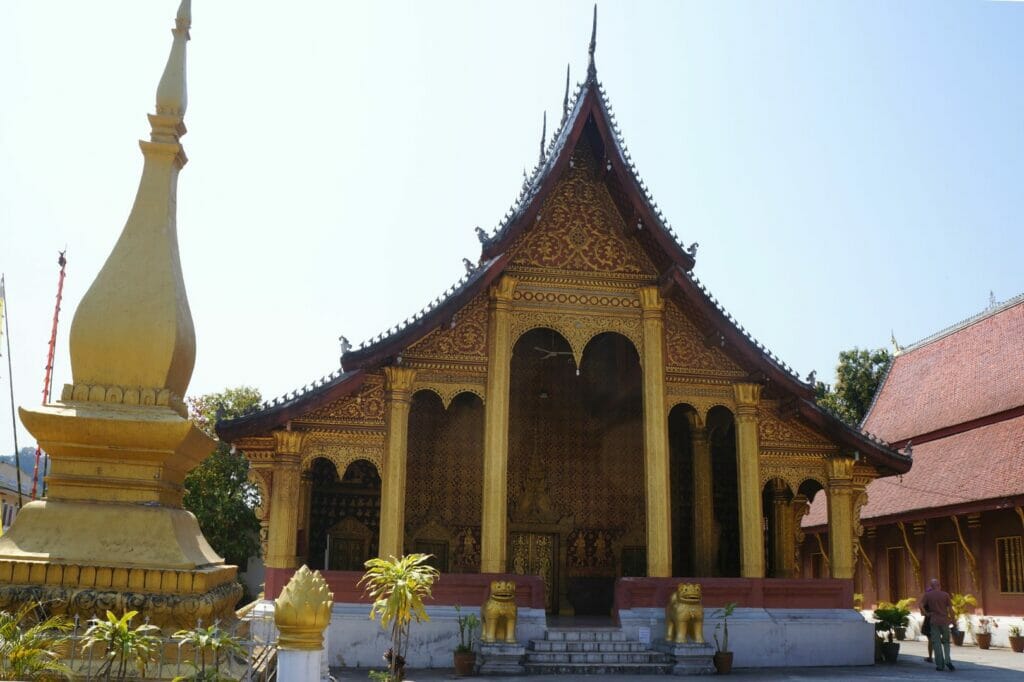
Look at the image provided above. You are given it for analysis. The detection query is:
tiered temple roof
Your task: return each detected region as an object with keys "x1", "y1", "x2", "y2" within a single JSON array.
[
  {"x1": 216, "y1": 12, "x2": 910, "y2": 475},
  {"x1": 805, "y1": 294, "x2": 1024, "y2": 525}
]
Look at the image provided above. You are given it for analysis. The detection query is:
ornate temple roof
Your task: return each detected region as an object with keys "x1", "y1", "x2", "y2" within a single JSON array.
[{"x1": 215, "y1": 11, "x2": 912, "y2": 475}]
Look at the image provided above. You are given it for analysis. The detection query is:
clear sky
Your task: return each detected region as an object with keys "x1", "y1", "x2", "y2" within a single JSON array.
[{"x1": 1, "y1": 1, "x2": 1022, "y2": 454}]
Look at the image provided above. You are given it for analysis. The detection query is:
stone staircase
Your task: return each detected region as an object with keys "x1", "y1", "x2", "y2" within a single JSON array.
[{"x1": 524, "y1": 627, "x2": 673, "y2": 675}]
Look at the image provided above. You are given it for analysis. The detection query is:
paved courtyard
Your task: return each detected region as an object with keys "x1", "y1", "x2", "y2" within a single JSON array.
[{"x1": 334, "y1": 640, "x2": 1024, "y2": 681}]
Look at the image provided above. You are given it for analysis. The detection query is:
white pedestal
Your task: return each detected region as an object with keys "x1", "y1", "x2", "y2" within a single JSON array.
[
  {"x1": 652, "y1": 639, "x2": 715, "y2": 675},
  {"x1": 477, "y1": 642, "x2": 526, "y2": 675},
  {"x1": 277, "y1": 649, "x2": 322, "y2": 682}
]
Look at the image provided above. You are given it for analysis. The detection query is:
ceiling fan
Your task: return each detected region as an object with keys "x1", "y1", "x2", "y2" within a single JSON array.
[{"x1": 533, "y1": 346, "x2": 574, "y2": 361}]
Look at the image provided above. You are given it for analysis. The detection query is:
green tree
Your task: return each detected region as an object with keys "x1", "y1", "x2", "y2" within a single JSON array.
[
  {"x1": 183, "y1": 386, "x2": 263, "y2": 568},
  {"x1": 814, "y1": 347, "x2": 892, "y2": 425}
]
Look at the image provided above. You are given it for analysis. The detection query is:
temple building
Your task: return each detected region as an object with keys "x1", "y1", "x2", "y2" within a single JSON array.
[
  {"x1": 803, "y1": 294, "x2": 1024, "y2": 618},
  {"x1": 217, "y1": 20, "x2": 910, "y2": 622}
]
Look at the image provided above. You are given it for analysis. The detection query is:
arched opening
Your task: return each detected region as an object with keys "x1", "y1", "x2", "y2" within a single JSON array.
[
  {"x1": 508, "y1": 328, "x2": 644, "y2": 614},
  {"x1": 668, "y1": 403, "x2": 697, "y2": 577},
  {"x1": 796, "y1": 479, "x2": 826, "y2": 578},
  {"x1": 405, "y1": 390, "x2": 485, "y2": 573},
  {"x1": 708, "y1": 405, "x2": 740, "y2": 577},
  {"x1": 307, "y1": 457, "x2": 381, "y2": 571},
  {"x1": 762, "y1": 477, "x2": 795, "y2": 577}
]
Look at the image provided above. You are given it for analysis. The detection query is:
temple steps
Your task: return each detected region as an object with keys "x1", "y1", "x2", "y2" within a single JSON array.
[{"x1": 524, "y1": 628, "x2": 672, "y2": 675}]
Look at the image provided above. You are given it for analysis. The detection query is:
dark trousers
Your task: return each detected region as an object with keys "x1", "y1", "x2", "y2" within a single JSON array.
[{"x1": 930, "y1": 623, "x2": 951, "y2": 670}]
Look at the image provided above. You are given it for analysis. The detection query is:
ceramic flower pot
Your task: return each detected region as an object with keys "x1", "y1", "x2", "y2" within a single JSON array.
[
  {"x1": 713, "y1": 651, "x2": 734, "y2": 674},
  {"x1": 454, "y1": 650, "x2": 477, "y2": 676},
  {"x1": 1008, "y1": 635, "x2": 1024, "y2": 653},
  {"x1": 976, "y1": 632, "x2": 992, "y2": 650}
]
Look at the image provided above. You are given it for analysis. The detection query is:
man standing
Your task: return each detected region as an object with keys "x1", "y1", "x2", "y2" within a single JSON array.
[{"x1": 920, "y1": 578, "x2": 955, "y2": 671}]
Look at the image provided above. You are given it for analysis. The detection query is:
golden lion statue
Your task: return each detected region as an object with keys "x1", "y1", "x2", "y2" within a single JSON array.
[
  {"x1": 481, "y1": 580, "x2": 518, "y2": 643},
  {"x1": 665, "y1": 582, "x2": 704, "y2": 644}
]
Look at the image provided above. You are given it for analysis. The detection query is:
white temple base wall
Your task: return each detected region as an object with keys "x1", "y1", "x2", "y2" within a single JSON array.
[
  {"x1": 325, "y1": 603, "x2": 547, "y2": 669},
  {"x1": 617, "y1": 607, "x2": 874, "y2": 667}
]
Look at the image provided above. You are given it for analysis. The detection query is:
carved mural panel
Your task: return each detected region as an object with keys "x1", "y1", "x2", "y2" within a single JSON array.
[
  {"x1": 405, "y1": 293, "x2": 489, "y2": 361},
  {"x1": 510, "y1": 138, "x2": 658, "y2": 277}
]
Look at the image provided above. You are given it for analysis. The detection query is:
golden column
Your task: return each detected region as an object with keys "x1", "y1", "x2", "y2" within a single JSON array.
[
  {"x1": 733, "y1": 383, "x2": 765, "y2": 578},
  {"x1": 0, "y1": 0, "x2": 241, "y2": 629},
  {"x1": 639, "y1": 287, "x2": 671, "y2": 577},
  {"x1": 481, "y1": 276, "x2": 517, "y2": 573},
  {"x1": 689, "y1": 416, "x2": 715, "y2": 576},
  {"x1": 379, "y1": 366, "x2": 416, "y2": 559},
  {"x1": 826, "y1": 457, "x2": 856, "y2": 579},
  {"x1": 265, "y1": 431, "x2": 305, "y2": 570}
]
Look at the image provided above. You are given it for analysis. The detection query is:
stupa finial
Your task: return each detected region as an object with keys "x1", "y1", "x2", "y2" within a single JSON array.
[
  {"x1": 539, "y1": 111, "x2": 547, "y2": 163},
  {"x1": 587, "y1": 4, "x2": 598, "y2": 82},
  {"x1": 562, "y1": 64, "x2": 571, "y2": 124},
  {"x1": 67, "y1": 0, "x2": 198, "y2": 408},
  {"x1": 155, "y1": 0, "x2": 191, "y2": 124}
]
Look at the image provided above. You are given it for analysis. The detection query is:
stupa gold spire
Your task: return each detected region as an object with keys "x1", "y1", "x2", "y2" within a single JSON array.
[
  {"x1": 69, "y1": 0, "x2": 194, "y2": 407},
  {"x1": 0, "y1": 1, "x2": 242, "y2": 630}
]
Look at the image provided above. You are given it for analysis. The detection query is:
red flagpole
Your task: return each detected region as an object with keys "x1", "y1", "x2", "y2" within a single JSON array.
[{"x1": 30, "y1": 251, "x2": 66, "y2": 500}]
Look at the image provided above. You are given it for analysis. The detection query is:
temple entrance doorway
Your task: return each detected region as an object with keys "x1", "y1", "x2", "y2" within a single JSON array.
[
  {"x1": 508, "y1": 328, "x2": 645, "y2": 615},
  {"x1": 306, "y1": 457, "x2": 381, "y2": 571},
  {"x1": 708, "y1": 406, "x2": 741, "y2": 577},
  {"x1": 404, "y1": 390, "x2": 484, "y2": 573}
]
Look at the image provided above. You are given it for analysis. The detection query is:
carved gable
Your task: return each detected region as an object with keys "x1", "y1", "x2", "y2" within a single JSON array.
[
  {"x1": 664, "y1": 300, "x2": 744, "y2": 376},
  {"x1": 509, "y1": 138, "x2": 657, "y2": 277},
  {"x1": 303, "y1": 373, "x2": 385, "y2": 426},
  {"x1": 405, "y1": 292, "x2": 488, "y2": 362}
]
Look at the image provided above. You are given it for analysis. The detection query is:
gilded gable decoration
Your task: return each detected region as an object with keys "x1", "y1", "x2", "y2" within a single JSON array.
[
  {"x1": 405, "y1": 293, "x2": 489, "y2": 362},
  {"x1": 664, "y1": 301, "x2": 744, "y2": 376},
  {"x1": 303, "y1": 374, "x2": 385, "y2": 426},
  {"x1": 509, "y1": 139, "x2": 656, "y2": 278}
]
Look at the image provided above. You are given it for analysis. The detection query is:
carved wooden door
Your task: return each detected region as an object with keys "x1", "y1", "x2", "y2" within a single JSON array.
[{"x1": 510, "y1": 532, "x2": 558, "y2": 613}]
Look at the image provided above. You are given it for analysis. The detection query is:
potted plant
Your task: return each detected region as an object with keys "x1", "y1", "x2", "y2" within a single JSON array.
[
  {"x1": 453, "y1": 605, "x2": 480, "y2": 676},
  {"x1": 950, "y1": 593, "x2": 977, "y2": 647},
  {"x1": 1009, "y1": 624, "x2": 1024, "y2": 653},
  {"x1": 893, "y1": 598, "x2": 916, "y2": 641},
  {"x1": 873, "y1": 604, "x2": 910, "y2": 663},
  {"x1": 975, "y1": 616, "x2": 997, "y2": 650},
  {"x1": 359, "y1": 553, "x2": 440, "y2": 682},
  {"x1": 711, "y1": 602, "x2": 737, "y2": 674}
]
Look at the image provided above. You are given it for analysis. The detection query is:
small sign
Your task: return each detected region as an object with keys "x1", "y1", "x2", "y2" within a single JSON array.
[{"x1": 638, "y1": 626, "x2": 651, "y2": 646}]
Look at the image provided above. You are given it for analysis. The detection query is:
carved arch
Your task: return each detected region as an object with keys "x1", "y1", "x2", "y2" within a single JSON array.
[
  {"x1": 301, "y1": 448, "x2": 383, "y2": 479},
  {"x1": 411, "y1": 385, "x2": 485, "y2": 410},
  {"x1": 510, "y1": 313, "x2": 643, "y2": 367}
]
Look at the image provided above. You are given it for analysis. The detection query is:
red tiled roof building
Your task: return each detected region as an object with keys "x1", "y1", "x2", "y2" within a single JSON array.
[{"x1": 803, "y1": 294, "x2": 1024, "y2": 615}]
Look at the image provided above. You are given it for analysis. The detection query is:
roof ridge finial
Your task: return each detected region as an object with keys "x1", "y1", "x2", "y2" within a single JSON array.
[
  {"x1": 587, "y1": 4, "x2": 598, "y2": 83},
  {"x1": 539, "y1": 111, "x2": 547, "y2": 163},
  {"x1": 562, "y1": 63, "x2": 571, "y2": 124},
  {"x1": 155, "y1": 0, "x2": 190, "y2": 118}
]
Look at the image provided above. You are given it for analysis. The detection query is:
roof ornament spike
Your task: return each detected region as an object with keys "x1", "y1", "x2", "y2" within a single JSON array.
[
  {"x1": 587, "y1": 4, "x2": 598, "y2": 83},
  {"x1": 538, "y1": 111, "x2": 547, "y2": 164},
  {"x1": 155, "y1": 0, "x2": 191, "y2": 122},
  {"x1": 562, "y1": 63, "x2": 571, "y2": 124}
]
